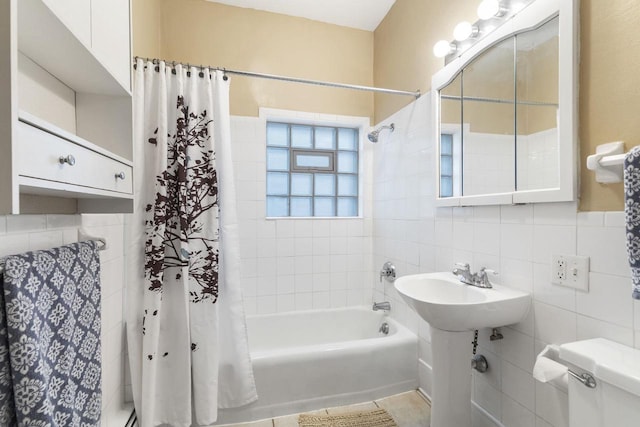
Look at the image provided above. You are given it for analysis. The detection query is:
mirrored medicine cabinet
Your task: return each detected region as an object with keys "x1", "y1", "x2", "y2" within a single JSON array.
[{"x1": 432, "y1": 0, "x2": 578, "y2": 206}]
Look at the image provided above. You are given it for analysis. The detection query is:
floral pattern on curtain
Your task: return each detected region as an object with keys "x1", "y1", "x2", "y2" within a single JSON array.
[{"x1": 144, "y1": 95, "x2": 220, "y2": 304}]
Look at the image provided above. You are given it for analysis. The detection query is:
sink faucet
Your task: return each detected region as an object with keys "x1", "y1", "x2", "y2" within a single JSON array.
[
  {"x1": 373, "y1": 301, "x2": 391, "y2": 311},
  {"x1": 452, "y1": 263, "x2": 498, "y2": 289},
  {"x1": 452, "y1": 262, "x2": 474, "y2": 285}
]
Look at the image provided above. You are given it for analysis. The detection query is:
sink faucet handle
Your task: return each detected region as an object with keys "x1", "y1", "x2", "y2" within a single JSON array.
[
  {"x1": 475, "y1": 267, "x2": 498, "y2": 288},
  {"x1": 454, "y1": 262, "x2": 470, "y2": 270}
]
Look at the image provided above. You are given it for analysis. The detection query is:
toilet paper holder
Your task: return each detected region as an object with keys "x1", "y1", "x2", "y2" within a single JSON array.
[{"x1": 567, "y1": 370, "x2": 597, "y2": 389}]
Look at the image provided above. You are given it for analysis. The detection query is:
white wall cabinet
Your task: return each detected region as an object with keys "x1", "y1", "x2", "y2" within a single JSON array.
[
  {"x1": 37, "y1": 0, "x2": 131, "y2": 91},
  {"x1": 0, "y1": 0, "x2": 134, "y2": 214},
  {"x1": 41, "y1": 0, "x2": 91, "y2": 47},
  {"x1": 91, "y1": 0, "x2": 131, "y2": 90}
]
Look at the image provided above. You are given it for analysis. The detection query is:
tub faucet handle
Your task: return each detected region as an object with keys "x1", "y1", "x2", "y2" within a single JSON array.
[{"x1": 380, "y1": 261, "x2": 396, "y2": 282}]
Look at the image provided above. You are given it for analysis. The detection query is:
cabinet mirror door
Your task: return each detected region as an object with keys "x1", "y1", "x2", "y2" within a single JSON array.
[
  {"x1": 439, "y1": 74, "x2": 462, "y2": 198},
  {"x1": 433, "y1": 0, "x2": 576, "y2": 206},
  {"x1": 515, "y1": 17, "x2": 559, "y2": 192},
  {"x1": 462, "y1": 37, "x2": 515, "y2": 197}
]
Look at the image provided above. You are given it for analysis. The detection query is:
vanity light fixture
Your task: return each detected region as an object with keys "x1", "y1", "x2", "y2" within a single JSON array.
[
  {"x1": 453, "y1": 21, "x2": 479, "y2": 41},
  {"x1": 477, "y1": 0, "x2": 507, "y2": 20},
  {"x1": 433, "y1": 40, "x2": 457, "y2": 58},
  {"x1": 433, "y1": 0, "x2": 533, "y2": 60}
]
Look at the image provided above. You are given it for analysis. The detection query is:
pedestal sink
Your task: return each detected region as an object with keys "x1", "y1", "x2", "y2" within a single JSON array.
[{"x1": 394, "y1": 272, "x2": 531, "y2": 427}]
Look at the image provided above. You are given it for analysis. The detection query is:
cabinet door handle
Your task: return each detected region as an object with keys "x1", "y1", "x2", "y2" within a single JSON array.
[
  {"x1": 59, "y1": 154, "x2": 76, "y2": 166},
  {"x1": 115, "y1": 171, "x2": 126, "y2": 180}
]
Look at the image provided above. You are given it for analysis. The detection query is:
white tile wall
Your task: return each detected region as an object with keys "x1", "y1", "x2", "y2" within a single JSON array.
[
  {"x1": 0, "y1": 214, "x2": 132, "y2": 427},
  {"x1": 463, "y1": 131, "x2": 514, "y2": 196},
  {"x1": 517, "y1": 128, "x2": 560, "y2": 192},
  {"x1": 231, "y1": 114, "x2": 374, "y2": 315},
  {"x1": 371, "y1": 94, "x2": 640, "y2": 427}
]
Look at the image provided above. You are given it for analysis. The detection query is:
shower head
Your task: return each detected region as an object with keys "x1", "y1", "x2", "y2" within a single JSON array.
[{"x1": 367, "y1": 123, "x2": 395, "y2": 143}]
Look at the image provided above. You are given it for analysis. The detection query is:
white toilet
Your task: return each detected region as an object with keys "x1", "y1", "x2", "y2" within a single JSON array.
[{"x1": 559, "y1": 338, "x2": 640, "y2": 427}]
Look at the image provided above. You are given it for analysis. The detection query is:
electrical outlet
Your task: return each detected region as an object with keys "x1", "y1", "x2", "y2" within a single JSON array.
[
  {"x1": 553, "y1": 256, "x2": 567, "y2": 281},
  {"x1": 551, "y1": 254, "x2": 590, "y2": 291}
]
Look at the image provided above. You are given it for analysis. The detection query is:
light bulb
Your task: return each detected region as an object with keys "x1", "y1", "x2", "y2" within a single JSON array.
[
  {"x1": 510, "y1": 1, "x2": 527, "y2": 13},
  {"x1": 433, "y1": 40, "x2": 454, "y2": 58},
  {"x1": 477, "y1": 0, "x2": 500, "y2": 20},
  {"x1": 453, "y1": 21, "x2": 477, "y2": 42}
]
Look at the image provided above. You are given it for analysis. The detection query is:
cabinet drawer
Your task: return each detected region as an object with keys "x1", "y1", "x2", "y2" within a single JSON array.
[{"x1": 16, "y1": 121, "x2": 133, "y2": 195}]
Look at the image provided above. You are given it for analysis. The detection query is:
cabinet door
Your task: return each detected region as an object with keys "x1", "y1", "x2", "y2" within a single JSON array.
[
  {"x1": 42, "y1": 0, "x2": 91, "y2": 46},
  {"x1": 91, "y1": 0, "x2": 131, "y2": 91}
]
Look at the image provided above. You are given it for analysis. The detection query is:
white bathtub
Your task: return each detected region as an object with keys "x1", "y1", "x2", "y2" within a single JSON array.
[{"x1": 215, "y1": 306, "x2": 418, "y2": 424}]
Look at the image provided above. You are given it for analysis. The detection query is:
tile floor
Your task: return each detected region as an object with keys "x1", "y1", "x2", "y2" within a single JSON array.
[{"x1": 219, "y1": 390, "x2": 431, "y2": 427}]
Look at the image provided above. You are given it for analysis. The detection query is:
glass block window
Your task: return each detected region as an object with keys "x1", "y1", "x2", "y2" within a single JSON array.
[
  {"x1": 266, "y1": 121, "x2": 359, "y2": 217},
  {"x1": 440, "y1": 133, "x2": 454, "y2": 197}
]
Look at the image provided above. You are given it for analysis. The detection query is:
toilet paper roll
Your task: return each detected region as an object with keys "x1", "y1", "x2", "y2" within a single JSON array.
[{"x1": 533, "y1": 344, "x2": 569, "y2": 389}]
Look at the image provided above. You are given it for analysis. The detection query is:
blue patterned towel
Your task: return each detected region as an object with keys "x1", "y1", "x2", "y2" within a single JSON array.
[
  {"x1": 0, "y1": 241, "x2": 102, "y2": 426},
  {"x1": 624, "y1": 146, "x2": 640, "y2": 299}
]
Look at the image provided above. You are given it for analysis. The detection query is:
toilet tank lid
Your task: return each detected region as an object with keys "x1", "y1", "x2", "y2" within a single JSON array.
[{"x1": 560, "y1": 338, "x2": 640, "y2": 397}]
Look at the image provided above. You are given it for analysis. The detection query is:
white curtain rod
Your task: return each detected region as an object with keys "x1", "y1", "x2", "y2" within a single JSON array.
[{"x1": 133, "y1": 56, "x2": 421, "y2": 99}]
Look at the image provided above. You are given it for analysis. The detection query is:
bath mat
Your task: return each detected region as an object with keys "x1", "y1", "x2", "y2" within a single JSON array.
[{"x1": 298, "y1": 408, "x2": 398, "y2": 427}]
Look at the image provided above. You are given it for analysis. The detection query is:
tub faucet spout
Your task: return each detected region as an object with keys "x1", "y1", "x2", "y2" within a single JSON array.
[{"x1": 373, "y1": 301, "x2": 391, "y2": 311}]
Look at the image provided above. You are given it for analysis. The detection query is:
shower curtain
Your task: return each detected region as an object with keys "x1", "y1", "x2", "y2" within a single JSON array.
[{"x1": 126, "y1": 59, "x2": 257, "y2": 427}]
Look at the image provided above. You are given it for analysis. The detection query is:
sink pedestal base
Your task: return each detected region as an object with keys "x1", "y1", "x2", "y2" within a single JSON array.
[{"x1": 430, "y1": 327, "x2": 473, "y2": 427}]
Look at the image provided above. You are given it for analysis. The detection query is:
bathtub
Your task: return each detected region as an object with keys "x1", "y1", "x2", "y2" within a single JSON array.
[{"x1": 215, "y1": 306, "x2": 418, "y2": 424}]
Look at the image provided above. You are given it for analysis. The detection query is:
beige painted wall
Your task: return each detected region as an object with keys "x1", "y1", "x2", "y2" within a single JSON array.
[
  {"x1": 153, "y1": 0, "x2": 373, "y2": 119},
  {"x1": 579, "y1": 0, "x2": 640, "y2": 211},
  {"x1": 132, "y1": 0, "x2": 162, "y2": 58},
  {"x1": 133, "y1": 0, "x2": 640, "y2": 211},
  {"x1": 375, "y1": 0, "x2": 640, "y2": 211},
  {"x1": 373, "y1": 0, "x2": 478, "y2": 123}
]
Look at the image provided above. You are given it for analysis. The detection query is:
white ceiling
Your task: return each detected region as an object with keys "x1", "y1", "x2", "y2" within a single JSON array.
[{"x1": 204, "y1": 0, "x2": 396, "y2": 31}]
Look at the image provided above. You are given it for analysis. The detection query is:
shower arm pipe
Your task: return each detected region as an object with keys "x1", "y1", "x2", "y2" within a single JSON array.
[{"x1": 133, "y1": 56, "x2": 421, "y2": 99}]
